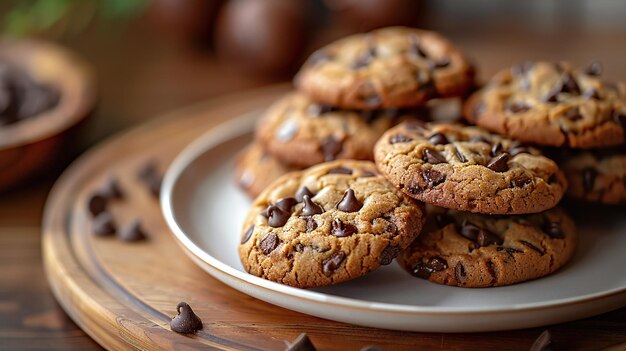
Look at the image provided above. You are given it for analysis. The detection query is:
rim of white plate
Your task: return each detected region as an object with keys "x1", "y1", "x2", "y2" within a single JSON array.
[{"x1": 161, "y1": 110, "x2": 626, "y2": 315}]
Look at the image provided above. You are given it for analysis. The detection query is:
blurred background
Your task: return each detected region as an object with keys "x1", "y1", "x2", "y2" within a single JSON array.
[{"x1": 2, "y1": 0, "x2": 626, "y2": 144}]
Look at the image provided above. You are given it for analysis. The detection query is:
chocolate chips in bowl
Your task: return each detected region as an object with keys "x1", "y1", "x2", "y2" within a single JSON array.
[{"x1": 0, "y1": 39, "x2": 96, "y2": 191}]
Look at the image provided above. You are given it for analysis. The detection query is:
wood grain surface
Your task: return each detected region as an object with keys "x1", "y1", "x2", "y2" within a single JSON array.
[{"x1": 40, "y1": 85, "x2": 626, "y2": 351}]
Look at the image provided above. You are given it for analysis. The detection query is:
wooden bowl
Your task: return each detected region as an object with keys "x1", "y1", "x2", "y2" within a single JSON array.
[{"x1": 0, "y1": 39, "x2": 96, "y2": 192}]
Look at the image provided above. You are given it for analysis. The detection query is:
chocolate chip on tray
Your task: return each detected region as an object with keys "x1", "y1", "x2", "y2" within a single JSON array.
[
  {"x1": 284, "y1": 333, "x2": 317, "y2": 351},
  {"x1": 170, "y1": 302, "x2": 203, "y2": 334},
  {"x1": 118, "y1": 218, "x2": 148, "y2": 242},
  {"x1": 93, "y1": 212, "x2": 116, "y2": 236}
]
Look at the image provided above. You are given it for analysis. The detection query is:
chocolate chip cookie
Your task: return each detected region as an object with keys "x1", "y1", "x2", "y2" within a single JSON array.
[
  {"x1": 559, "y1": 147, "x2": 626, "y2": 204},
  {"x1": 256, "y1": 92, "x2": 424, "y2": 168},
  {"x1": 464, "y1": 61, "x2": 626, "y2": 148},
  {"x1": 374, "y1": 122, "x2": 568, "y2": 214},
  {"x1": 294, "y1": 26, "x2": 475, "y2": 110},
  {"x1": 398, "y1": 206, "x2": 577, "y2": 288},
  {"x1": 239, "y1": 160, "x2": 426, "y2": 288},
  {"x1": 234, "y1": 143, "x2": 296, "y2": 198}
]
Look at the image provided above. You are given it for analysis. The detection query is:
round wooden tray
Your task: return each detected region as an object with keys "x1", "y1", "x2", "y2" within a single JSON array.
[{"x1": 42, "y1": 85, "x2": 626, "y2": 351}]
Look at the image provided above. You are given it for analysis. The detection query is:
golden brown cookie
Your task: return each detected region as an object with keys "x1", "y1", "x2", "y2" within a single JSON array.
[
  {"x1": 239, "y1": 160, "x2": 426, "y2": 288},
  {"x1": 234, "y1": 143, "x2": 297, "y2": 198},
  {"x1": 294, "y1": 26, "x2": 475, "y2": 110},
  {"x1": 374, "y1": 122, "x2": 568, "y2": 214},
  {"x1": 464, "y1": 61, "x2": 626, "y2": 148},
  {"x1": 256, "y1": 92, "x2": 424, "y2": 168},
  {"x1": 558, "y1": 147, "x2": 626, "y2": 204},
  {"x1": 397, "y1": 206, "x2": 577, "y2": 288}
]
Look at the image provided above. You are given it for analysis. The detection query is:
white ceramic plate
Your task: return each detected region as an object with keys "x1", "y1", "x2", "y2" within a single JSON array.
[{"x1": 161, "y1": 112, "x2": 626, "y2": 332}]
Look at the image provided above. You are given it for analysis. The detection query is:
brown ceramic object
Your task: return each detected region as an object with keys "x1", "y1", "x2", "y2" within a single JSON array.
[{"x1": 0, "y1": 39, "x2": 96, "y2": 192}]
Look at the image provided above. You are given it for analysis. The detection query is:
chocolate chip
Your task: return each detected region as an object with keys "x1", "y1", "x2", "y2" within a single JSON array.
[
  {"x1": 458, "y1": 221, "x2": 481, "y2": 242},
  {"x1": 296, "y1": 186, "x2": 315, "y2": 202},
  {"x1": 101, "y1": 177, "x2": 124, "y2": 199},
  {"x1": 530, "y1": 330, "x2": 554, "y2": 351},
  {"x1": 360, "y1": 346, "x2": 383, "y2": 351},
  {"x1": 511, "y1": 176, "x2": 532, "y2": 188},
  {"x1": 543, "y1": 221, "x2": 565, "y2": 239},
  {"x1": 360, "y1": 170, "x2": 378, "y2": 178},
  {"x1": 336, "y1": 189, "x2": 362, "y2": 212},
  {"x1": 260, "y1": 233, "x2": 280, "y2": 255},
  {"x1": 410, "y1": 262, "x2": 433, "y2": 279},
  {"x1": 379, "y1": 245, "x2": 400, "y2": 265},
  {"x1": 321, "y1": 136, "x2": 342, "y2": 161},
  {"x1": 477, "y1": 229, "x2": 503, "y2": 247},
  {"x1": 352, "y1": 46, "x2": 376, "y2": 69},
  {"x1": 138, "y1": 161, "x2": 159, "y2": 181},
  {"x1": 542, "y1": 86, "x2": 560, "y2": 103},
  {"x1": 170, "y1": 302, "x2": 203, "y2": 334},
  {"x1": 93, "y1": 212, "x2": 116, "y2": 236},
  {"x1": 422, "y1": 169, "x2": 446, "y2": 186},
  {"x1": 322, "y1": 251, "x2": 346, "y2": 275},
  {"x1": 306, "y1": 217, "x2": 318, "y2": 232},
  {"x1": 454, "y1": 146, "x2": 468, "y2": 163},
  {"x1": 307, "y1": 103, "x2": 333, "y2": 116},
  {"x1": 277, "y1": 120, "x2": 299, "y2": 142},
  {"x1": 434, "y1": 57, "x2": 450, "y2": 68},
  {"x1": 331, "y1": 219, "x2": 357, "y2": 237},
  {"x1": 582, "y1": 167, "x2": 597, "y2": 193},
  {"x1": 301, "y1": 195, "x2": 324, "y2": 216},
  {"x1": 583, "y1": 87, "x2": 600, "y2": 99},
  {"x1": 613, "y1": 110, "x2": 626, "y2": 130},
  {"x1": 267, "y1": 205, "x2": 290, "y2": 227},
  {"x1": 328, "y1": 166, "x2": 353, "y2": 175},
  {"x1": 408, "y1": 35, "x2": 427, "y2": 57},
  {"x1": 564, "y1": 107, "x2": 583, "y2": 121},
  {"x1": 454, "y1": 262, "x2": 467, "y2": 285},
  {"x1": 389, "y1": 134, "x2": 413, "y2": 144},
  {"x1": 363, "y1": 94, "x2": 382, "y2": 107},
  {"x1": 423, "y1": 148, "x2": 447, "y2": 164},
  {"x1": 505, "y1": 102, "x2": 531, "y2": 113},
  {"x1": 561, "y1": 73, "x2": 581, "y2": 95},
  {"x1": 435, "y1": 213, "x2": 452, "y2": 228},
  {"x1": 241, "y1": 225, "x2": 254, "y2": 244},
  {"x1": 410, "y1": 257, "x2": 447, "y2": 279},
  {"x1": 519, "y1": 240, "x2": 544, "y2": 255},
  {"x1": 490, "y1": 142, "x2": 503, "y2": 157},
  {"x1": 87, "y1": 193, "x2": 107, "y2": 217},
  {"x1": 119, "y1": 219, "x2": 147, "y2": 242},
  {"x1": 285, "y1": 333, "x2": 317, "y2": 351},
  {"x1": 428, "y1": 256, "x2": 448, "y2": 271},
  {"x1": 584, "y1": 61, "x2": 602, "y2": 76},
  {"x1": 487, "y1": 152, "x2": 510, "y2": 172},
  {"x1": 497, "y1": 246, "x2": 523, "y2": 258},
  {"x1": 276, "y1": 197, "x2": 297, "y2": 212},
  {"x1": 428, "y1": 132, "x2": 449, "y2": 145}
]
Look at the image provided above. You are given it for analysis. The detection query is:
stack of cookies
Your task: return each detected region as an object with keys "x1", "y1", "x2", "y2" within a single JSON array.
[
  {"x1": 464, "y1": 61, "x2": 626, "y2": 205},
  {"x1": 235, "y1": 26, "x2": 475, "y2": 198},
  {"x1": 235, "y1": 26, "x2": 626, "y2": 290}
]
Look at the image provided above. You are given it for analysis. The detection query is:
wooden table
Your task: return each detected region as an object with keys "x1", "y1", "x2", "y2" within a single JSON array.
[{"x1": 1, "y1": 12, "x2": 626, "y2": 351}]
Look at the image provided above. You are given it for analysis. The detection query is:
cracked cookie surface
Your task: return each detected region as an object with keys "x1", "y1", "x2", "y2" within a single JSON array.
[
  {"x1": 557, "y1": 147, "x2": 626, "y2": 204},
  {"x1": 464, "y1": 61, "x2": 626, "y2": 148},
  {"x1": 256, "y1": 92, "x2": 424, "y2": 168},
  {"x1": 234, "y1": 143, "x2": 297, "y2": 198},
  {"x1": 294, "y1": 26, "x2": 475, "y2": 110},
  {"x1": 239, "y1": 160, "x2": 426, "y2": 288},
  {"x1": 397, "y1": 206, "x2": 577, "y2": 288},
  {"x1": 374, "y1": 122, "x2": 568, "y2": 214}
]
